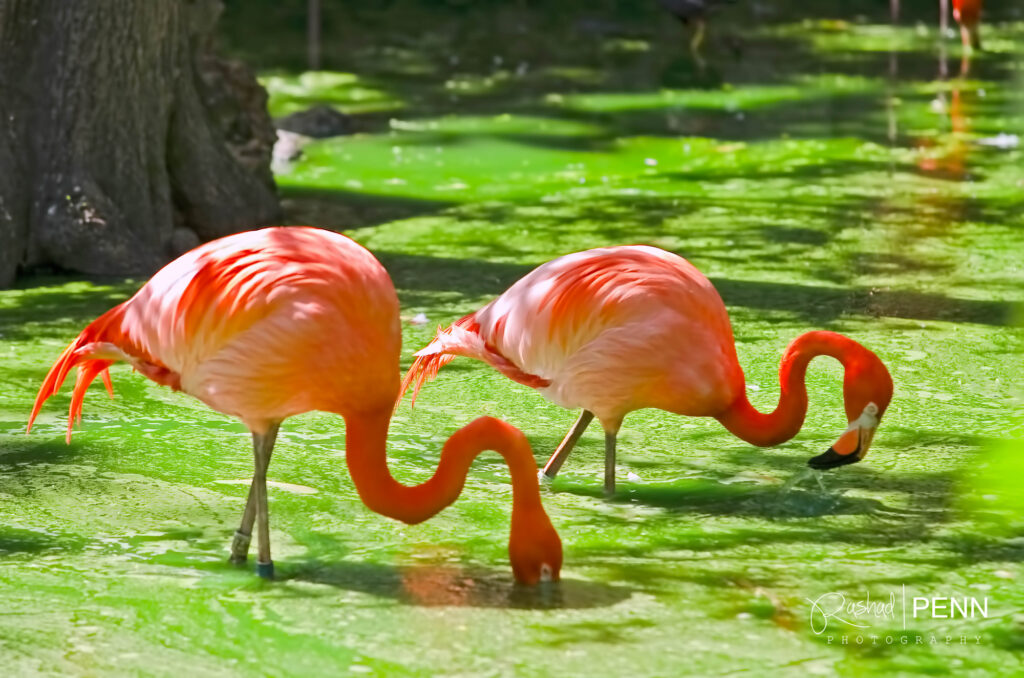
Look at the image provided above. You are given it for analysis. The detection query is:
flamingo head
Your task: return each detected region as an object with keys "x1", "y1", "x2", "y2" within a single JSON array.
[
  {"x1": 808, "y1": 350, "x2": 894, "y2": 470},
  {"x1": 508, "y1": 506, "x2": 563, "y2": 586}
]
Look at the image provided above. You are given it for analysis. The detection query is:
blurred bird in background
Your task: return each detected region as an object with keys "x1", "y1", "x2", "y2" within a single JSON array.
[{"x1": 952, "y1": 0, "x2": 983, "y2": 51}]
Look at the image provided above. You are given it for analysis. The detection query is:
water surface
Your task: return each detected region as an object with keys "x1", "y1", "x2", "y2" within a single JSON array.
[{"x1": 2, "y1": 3, "x2": 1022, "y2": 676}]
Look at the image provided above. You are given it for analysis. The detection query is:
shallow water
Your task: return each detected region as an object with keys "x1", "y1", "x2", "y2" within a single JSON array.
[{"x1": 2, "y1": 3, "x2": 1023, "y2": 676}]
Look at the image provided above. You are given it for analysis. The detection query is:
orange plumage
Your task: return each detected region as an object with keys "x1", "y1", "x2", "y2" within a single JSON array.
[
  {"x1": 29, "y1": 227, "x2": 561, "y2": 584},
  {"x1": 31, "y1": 227, "x2": 399, "y2": 438},
  {"x1": 952, "y1": 0, "x2": 983, "y2": 50},
  {"x1": 400, "y1": 246, "x2": 894, "y2": 494}
]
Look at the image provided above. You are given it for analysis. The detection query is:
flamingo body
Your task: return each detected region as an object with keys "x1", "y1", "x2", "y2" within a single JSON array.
[
  {"x1": 402, "y1": 246, "x2": 894, "y2": 493},
  {"x1": 31, "y1": 228, "x2": 400, "y2": 436},
  {"x1": 29, "y1": 227, "x2": 561, "y2": 584}
]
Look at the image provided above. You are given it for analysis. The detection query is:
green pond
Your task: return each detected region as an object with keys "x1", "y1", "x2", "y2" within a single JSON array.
[{"x1": 2, "y1": 3, "x2": 1023, "y2": 676}]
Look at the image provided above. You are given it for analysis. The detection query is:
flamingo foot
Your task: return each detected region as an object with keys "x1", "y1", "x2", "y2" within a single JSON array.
[
  {"x1": 256, "y1": 560, "x2": 275, "y2": 579},
  {"x1": 229, "y1": 529, "x2": 251, "y2": 564}
]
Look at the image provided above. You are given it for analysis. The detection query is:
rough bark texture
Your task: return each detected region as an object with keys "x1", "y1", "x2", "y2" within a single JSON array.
[{"x1": 0, "y1": 0, "x2": 280, "y2": 287}]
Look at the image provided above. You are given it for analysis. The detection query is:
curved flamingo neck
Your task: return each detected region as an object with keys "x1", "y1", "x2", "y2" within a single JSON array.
[
  {"x1": 716, "y1": 331, "x2": 873, "y2": 447},
  {"x1": 343, "y1": 409, "x2": 544, "y2": 525}
]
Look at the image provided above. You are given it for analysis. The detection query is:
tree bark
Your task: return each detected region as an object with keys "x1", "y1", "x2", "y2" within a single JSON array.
[{"x1": 0, "y1": 0, "x2": 280, "y2": 287}]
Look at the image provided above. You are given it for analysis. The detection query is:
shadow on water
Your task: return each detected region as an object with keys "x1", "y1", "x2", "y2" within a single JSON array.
[
  {"x1": 716, "y1": 279, "x2": 1013, "y2": 326},
  {"x1": 0, "y1": 276, "x2": 138, "y2": 341},
  {"x1": 0, "y1": 440, "x2": 81, "y2": 469},
  {"x1": 280, "y1": 186, "x2": 457, "y2": 230},
  {"x1": 285, "y1": 559, "x2": 633, "y2": 610},
  {"x1": 0, "y1": 527, "x2": 84, "y2": 555},
  {"x1": 530, "y1": 617, "x2": 659, "y2": 648},
  {"x1": 990, "y1": 624, "x2": 1024, "y2": 652},
  {"x1": 558, "y1": 477, "x2": 894, "y2": 520},
  {"x1": 381, "y1": 252, "x2": 532, "y2": 297},
  {"x1": 936, "y1": 533, "x2": 1024, "y2": 567},
  {"x1": 623, "y1": 444, "x2": 954, "y2": 515},
  {"x1": 377, "y1": 249, "x2": 1014, "y2": 326},
  {"x1": 3, "y1": 236, "x2": 1010, "y2": 335}
]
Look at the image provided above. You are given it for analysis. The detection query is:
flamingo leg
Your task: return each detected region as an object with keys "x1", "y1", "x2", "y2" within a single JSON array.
[
  {"x1": 230, "y1": 425, "x2": 279, "y2": 565},
  {"x1": 960, "y1": 23, "x2": 981, "y2": 51},
  {"x1": 228, "y1": 479, "x2": 257, "y2": 564},
  {"x1": 604, "y1": 431, "x2": 617, "y2": 497},
  {"x1": 541, "y1": 410, "x2": 594, "y2": 480},
  {"x1": 229, "y1": 423, "x2": 280, "y2": 576},
  {"x1": 253, "y1": 422, "x2": 280, "y2": 578}
]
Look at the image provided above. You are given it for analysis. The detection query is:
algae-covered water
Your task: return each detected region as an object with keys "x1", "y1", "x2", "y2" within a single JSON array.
[{"x1": 2, "y1": 3, "x2": 1023, "y2": 676}]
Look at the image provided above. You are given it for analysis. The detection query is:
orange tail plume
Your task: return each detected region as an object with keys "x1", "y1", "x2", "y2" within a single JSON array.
[
  {"x1": 396, "y1": 315, "x2": 485, "y2": 410},
  {"x1": 28, "y1": 305, "x2": 127, "y2": 442},
  {"x1": 397, "y1": 349, "x2": 457, "y2": 411},
  {"x1": 396, "y1": 314, "x2": 552, "y2": 411}
]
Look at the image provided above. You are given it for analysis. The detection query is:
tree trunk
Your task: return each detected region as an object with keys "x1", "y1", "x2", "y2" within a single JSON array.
[{"x1": 0, "y1": 0, "x2": 280, "y2": 288}]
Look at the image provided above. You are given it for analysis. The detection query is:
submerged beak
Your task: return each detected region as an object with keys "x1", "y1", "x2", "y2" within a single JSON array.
[
  {"x1": 807, "y1": 403, "x2": 880, "y2": 470},
  {"x1": 540, "y1": 563, "x2": 554, "y2": 583}
]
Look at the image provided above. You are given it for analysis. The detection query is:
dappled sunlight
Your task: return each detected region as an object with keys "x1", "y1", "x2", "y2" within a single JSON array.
[
  {"x1": 1, "y1": 1, "x2": 1021, "y2": 675},
  {"x1": 261, "y1": 70, "x2": 405, "y2": 118},
  {"x1": 547, "y1": 74, "x2": 883, "y2": 113}
]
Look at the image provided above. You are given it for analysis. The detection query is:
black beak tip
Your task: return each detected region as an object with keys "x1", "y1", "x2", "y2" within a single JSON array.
[{"x1": 807, "y1": 447, "x2": 861, "y2": 470}]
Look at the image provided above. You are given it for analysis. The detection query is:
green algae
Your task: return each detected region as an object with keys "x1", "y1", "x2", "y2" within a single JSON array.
[{"x1": 2, "y1": 3, "x2": 1023, "y2": 677}]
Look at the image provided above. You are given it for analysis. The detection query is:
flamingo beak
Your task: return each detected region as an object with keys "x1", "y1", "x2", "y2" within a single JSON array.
[{"x1": 807, "y1": 403, "x2": 880, "y2": 470}]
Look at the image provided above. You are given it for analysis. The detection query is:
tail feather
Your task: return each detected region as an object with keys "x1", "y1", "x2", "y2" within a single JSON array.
[
  {"x1": 396, "y1": 313, "x2": 552, "y2": 410},
  {"x1": 66, "y1": 360, "x2": 115, "y2": 440},
  {"x1": 396, "y1": 317, "x2": 484, "y2": 410},
  {"x1": 397, "y1": 351, "x2": 457, "y2": 410},
  {"x1": 27, "y1": 305, "x2": 127, "y2": 441}
]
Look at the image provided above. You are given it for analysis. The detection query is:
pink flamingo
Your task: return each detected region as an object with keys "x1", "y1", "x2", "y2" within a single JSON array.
[
  {"x1": 28, "y1": 227, "x2": 562, "y2": 584},
  {"x1": 952, "y1": 0, "x2": 983, "y2": 51},
  {"x1": 399, "y1": 246, "x2": 894, "y2": 495}
]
